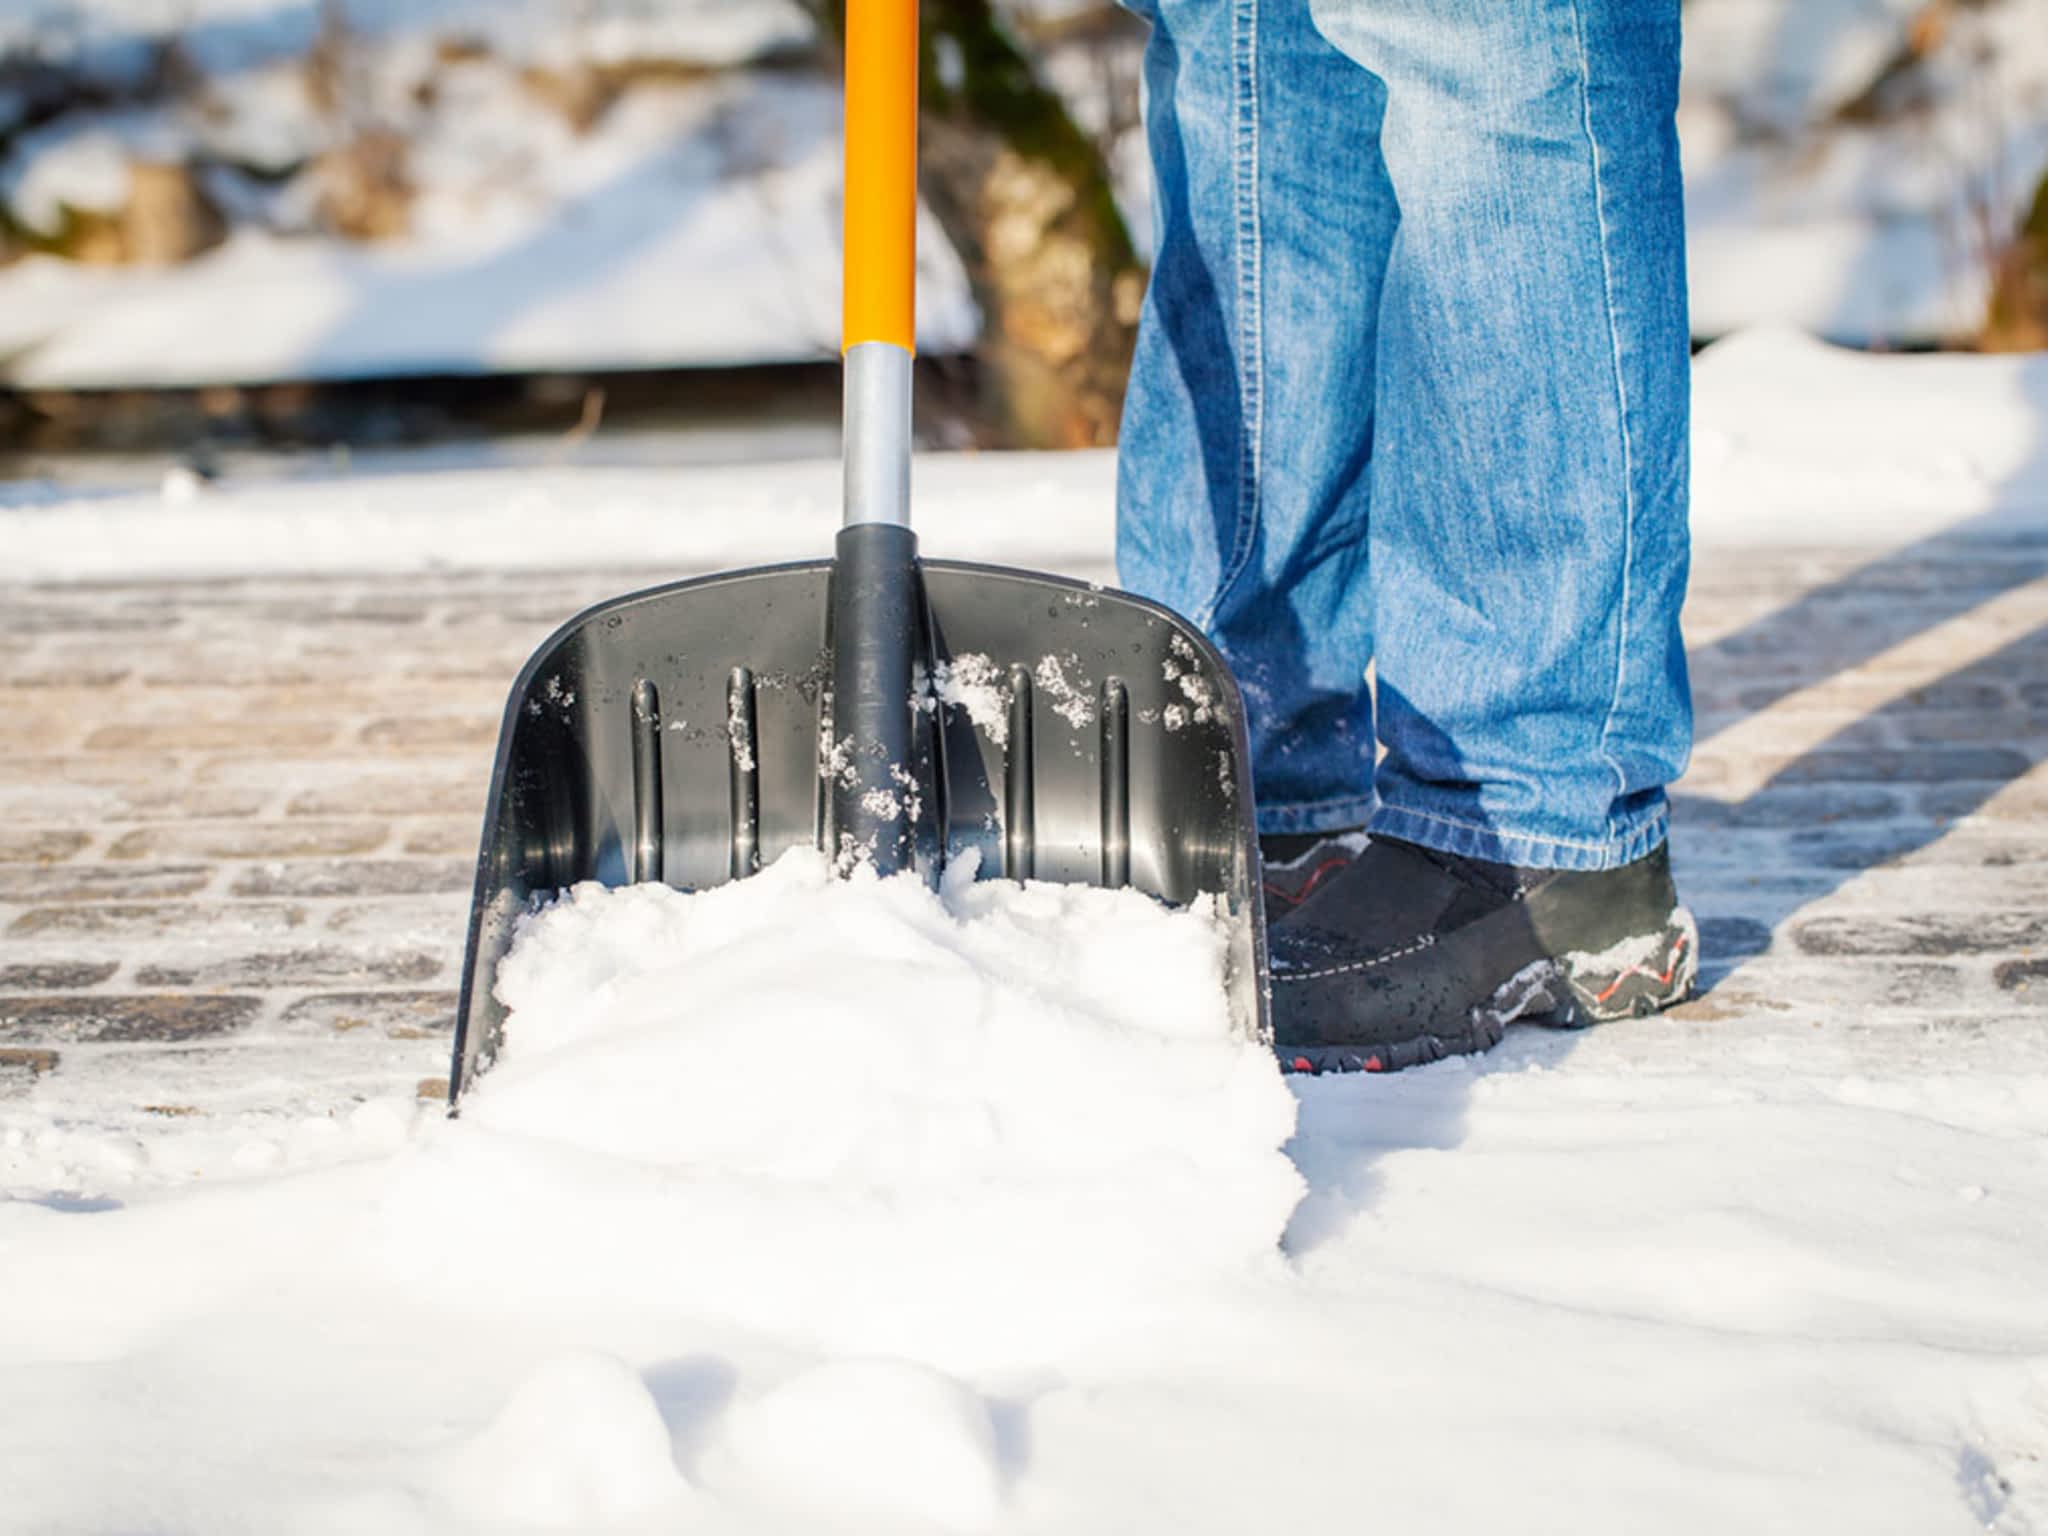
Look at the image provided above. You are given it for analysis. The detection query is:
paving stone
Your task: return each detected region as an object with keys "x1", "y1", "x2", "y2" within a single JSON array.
[
  {"x1": 1699, "y1": 916, "x2": 1773, "y2": 963},
  {"x1": 0, "y1": 994, "x2": 260, "y2": 1043},
  {"x1": 398, "y1": 820, "x2": 480, "y2": 856},
  {"x1": 0, "y1": 755, "x2": 169, "y2": 787},
  {"x1": 0, "y1": 828, "x2": 89, "y2": 863},
  {"x1": 34, "y1": 683, "x2": 399, "y2": 725},
  {"x1": 0, "y1": 712, "x2": 80, "y2": 753},
  {"x1": 228, "y1": 858, "x2": 470, "y2": 898},
  {"x1": 401, "y1": 656, "x2": 532, "y2": 683},
  {"x1": 106, "y1": 822, "x2": 388, "y2": 861},
  {"x1": 83, "y1": 719, "x2": 338, "y2": 752},
  {"x1": 1920, "y1": 776, "x2": 2048, "y2": 821},
  {"x1": 1666, "y1": 988, "x2": 1797, "y2": 1024},
  {"x1": 229, "y1": 683, "x2": 490, "y2": 720},
  {"x1": 0, "y1": 961, "x2": 119, "y2": 989},
  {"x1": 1768, "y1": 748, "x2": 2033, "y2": 786},
  {"x1": 9, "y1": 903, "x2": 312, "y2": 939},
  {"x1": 1673, "y1": 786, "x2": 1904, "y2": 830},
  {"x1": 1774, "y1": 827, "x2": 2048, "y2": 872},
  {"x1": 286, "y1": 773, "x2": 481, "y2": 818},
  {"x1": 279, "y1": 990, "x2": 458, "y2": 1038},
  {"x1": 358, "y1": 716, "x2": 499, "y2": 750},
  {"x1": 250, "y1": 600, "x2": 431, "y2": 626},
  {"x1": 106, "y1": 786, "x2": 271, "y2": 821},
  {"x1": 134, "y1": 947, "x2": 442, "y2": 987},
  {"x1": 0, "y1": 863, "x2": 211, "y2": 903},
  {"x1": 1862, "y1": 962, "x2": 1980, "y2": 1010},
  {"x1": 3, "y1": 663, "x2": 132, "y2": 687},
  {"x1": 324, "y1": 898, "x2": 466, "y2": 936},
  {"x1": 302, "y1": 628, "x2": 472, "y2": 666},
  {"x1": 1993, "y1": 959, "x2": 2045, "y2": 994},
  {"x1": 1793, "y1": 913, "x2": 2048, "y2": 958},
  {"x1": 0, "y1": 606, "x2": 178, "y2": 635},
  {"x1": 0, "y1": 1047, "x2": 60, "y2": 1086},
  {"x1": 1892, "y1": 710, "x2": 2048, "y2": 745},
  {"x1": 0, "y1": 785, "x2": 271, "y2": 825},
  {"x1": 131, "y1": 651, "x2": 325, "y2": 686}
]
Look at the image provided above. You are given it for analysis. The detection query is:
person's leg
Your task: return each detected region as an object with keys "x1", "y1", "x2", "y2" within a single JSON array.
[
  {"x1": 1114, "y1": 0, "x2": 1397, "y2": 837},
  {"x1": 1270, "y1": 0, "x2": 1697, "y2": 1071},
  {"x1": 1313, "y1": 0, "x2": 1693, "y2": 871}
]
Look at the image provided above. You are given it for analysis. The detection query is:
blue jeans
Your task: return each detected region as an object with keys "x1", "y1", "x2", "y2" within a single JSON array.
[{"x1": 1114, "y1": 0, "x2": 1692, "y2": 871}]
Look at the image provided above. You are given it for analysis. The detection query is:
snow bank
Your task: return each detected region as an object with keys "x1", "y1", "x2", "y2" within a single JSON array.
[
  {"x1": 425, "y1": 851, "x2": 1300, "y2": 1368},
  {"x1": 0, "y1": 71, "x2": 977, "y2": 390},
  {"x1": 10, "y1": 330, "x2": 2048, "y2": 586},
  {"x1": 1681, "y1": 0, "x2": 2048, "y2": 343},
  {"x1": 0, "y1": 447, "x2": 1125, "y2": 585},
  {"x1": 1691, "y1": 327, "x2": 2048, "y2": 545}
]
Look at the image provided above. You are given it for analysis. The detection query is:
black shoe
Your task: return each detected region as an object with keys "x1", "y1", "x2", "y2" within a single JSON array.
[
  {"x1": 1271, "y1": 834, "x2": 1698, "y2": 1074},
  {"x1": 1259, "y1": 828, "x2": 1369, "y2": 919}
]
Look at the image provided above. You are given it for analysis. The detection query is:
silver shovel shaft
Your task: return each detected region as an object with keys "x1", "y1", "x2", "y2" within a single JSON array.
[{"x1": 843, "y1": 341, "x2": 912, "y2": 530}]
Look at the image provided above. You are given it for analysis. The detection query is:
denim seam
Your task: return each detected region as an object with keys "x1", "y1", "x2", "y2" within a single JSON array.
[
  {"x1": 1256, "y1": 791, "x2": 1378, "y2": 824},
  {"x1": 1564, "y1": 0, "x2": 1638, "y2": 830},
  {"x1": 1373, "y1": 803, "x2": 1664, "y2": 858},
  {"x1": 1197, "y1": 0, "x2": 1264, "y2": 632}
]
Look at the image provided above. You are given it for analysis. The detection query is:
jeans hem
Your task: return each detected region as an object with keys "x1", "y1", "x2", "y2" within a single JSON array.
[
  {"x1": 1254, "y1": 793, "x2": 1377, "y2": 837},
  {"x1": 1368, "y1": 803, "x2": 1667, "y2": 872}
]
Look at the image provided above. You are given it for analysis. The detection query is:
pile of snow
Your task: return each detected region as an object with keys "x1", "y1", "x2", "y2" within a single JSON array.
[
  {"x1": 438, "y1": 851, "x2": 1299, "y2": 1366},
  {"x1": 0, "y1": 853, "x2": 1309, "y2": 1532}
]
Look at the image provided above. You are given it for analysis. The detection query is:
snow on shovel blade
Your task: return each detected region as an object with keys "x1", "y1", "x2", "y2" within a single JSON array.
[{"x1": 448, "y1": 559, "x2": 1270, "y2": 1102}]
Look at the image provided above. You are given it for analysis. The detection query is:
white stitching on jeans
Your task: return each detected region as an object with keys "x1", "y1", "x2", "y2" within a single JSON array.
[
  {"x1": 1373, "y1": 803, "x2": 1667, "y2": 860},
  {"x1": 1201, "y1": 0, "x2": 1263, "y2": 631},
  {"x1": 1564, "y1": 0, "x2": 1638, "y2": 814}
]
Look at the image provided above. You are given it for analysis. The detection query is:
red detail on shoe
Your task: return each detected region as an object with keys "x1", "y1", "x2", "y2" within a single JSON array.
[
  {"x1": 1289, "y1": 1056, "x2": 1313, "y2": 1073},
  {"x1": 1363, "y1": 1055, "x2": 1384, "y2": 1072},
  {"x1": 1261, "y1": 856, "x2": 1353, "y2": 909},
  {"x1": 1590, "y1": 931, "x2": 1691, "y2": 1007}
]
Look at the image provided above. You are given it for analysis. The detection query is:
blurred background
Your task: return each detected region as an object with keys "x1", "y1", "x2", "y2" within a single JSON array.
[{"x1": 1, "y1": 0, "x2": 2045, "y2": 473}]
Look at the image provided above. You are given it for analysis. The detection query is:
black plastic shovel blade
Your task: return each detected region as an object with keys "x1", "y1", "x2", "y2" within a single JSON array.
[{"x1": 448, "y1": 559, "x2": 1269, "y2": 1102}]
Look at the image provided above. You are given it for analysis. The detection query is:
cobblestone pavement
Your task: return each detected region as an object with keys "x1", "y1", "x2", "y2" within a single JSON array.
[{"x1": 1, "y1": 529, "x2": 2043, "y2": 1134}]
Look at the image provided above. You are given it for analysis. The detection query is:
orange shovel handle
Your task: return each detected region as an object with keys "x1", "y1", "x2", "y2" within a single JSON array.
[{"x1": 842, "y1": 0, "x2": 919, "y2": 353}]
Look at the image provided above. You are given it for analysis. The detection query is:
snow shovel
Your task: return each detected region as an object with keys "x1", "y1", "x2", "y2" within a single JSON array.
[{"x1": 447, "y1": 0, "x2": 1267, "y2": 1104}]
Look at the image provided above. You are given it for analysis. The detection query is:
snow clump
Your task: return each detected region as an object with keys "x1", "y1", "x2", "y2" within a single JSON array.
[{"x1": 432, "y1": 848, "x2": 1300, "y2": 1370}]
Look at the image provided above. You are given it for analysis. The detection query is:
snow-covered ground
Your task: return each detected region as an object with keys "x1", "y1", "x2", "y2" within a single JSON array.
[
  {"x1": 2, "y1": 329, "x2": 2046, "y2": 1530},
  {"x1": 1, "y1": 0, "x2": 2043, "y2": 389},
  {"x1": 5, "y1": 326, "x2": 2047, "y2": 580}
]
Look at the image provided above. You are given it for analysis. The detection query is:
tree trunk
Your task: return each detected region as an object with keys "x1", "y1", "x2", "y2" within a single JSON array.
[
  {"x1": 918, "y1": 0, "x2": 1144, "y2": 447},
  {"x1": 1984, "y1": 171, "x2": 2048, "y2": 352},
  {"x1": 809, "y1": 0, "x2": 1146, "y2": 447}
]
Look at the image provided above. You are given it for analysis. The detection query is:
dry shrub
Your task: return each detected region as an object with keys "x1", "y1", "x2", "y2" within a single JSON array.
[
  {"x1": 315, "y1": 130, "x2": 412, "y2": 241},
  {"x1": 122, "y1": 162, "x2": 226, "y2": 265}
]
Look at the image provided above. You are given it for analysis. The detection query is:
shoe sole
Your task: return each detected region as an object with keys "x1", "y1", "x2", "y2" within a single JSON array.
[{"x1": 1279, "y1": 907, "x2": 1699, "y2": 1075}]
